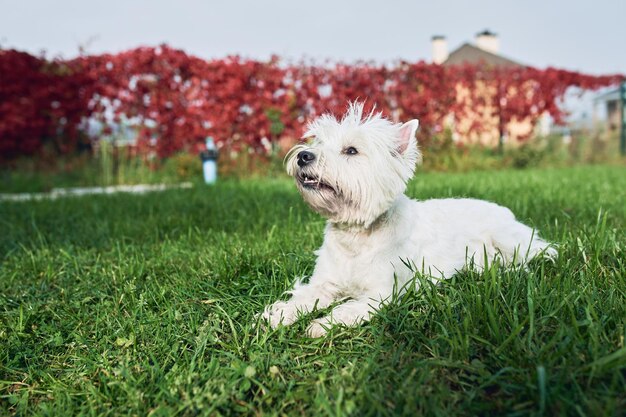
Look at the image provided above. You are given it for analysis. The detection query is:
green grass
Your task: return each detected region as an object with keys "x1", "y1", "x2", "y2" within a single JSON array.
[
  {"x1": 1, "y1": 165, "x2": 625, "y2": 416},
  {"x1": 0, "y1": 149, "x2": 203, "y2": 194}
]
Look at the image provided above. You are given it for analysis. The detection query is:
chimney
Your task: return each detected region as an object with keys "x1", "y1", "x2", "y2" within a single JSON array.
[
  {"x1": 475, "y1": 30, "x2": 499, "y2": 54},
  {"x1": 431, "y1": 35, "x2": 448, "y2": 65}
]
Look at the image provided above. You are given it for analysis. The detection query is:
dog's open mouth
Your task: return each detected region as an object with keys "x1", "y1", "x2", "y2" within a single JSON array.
[{"x1": 298, "y1": 172, "x2": 334, "y2": 192}]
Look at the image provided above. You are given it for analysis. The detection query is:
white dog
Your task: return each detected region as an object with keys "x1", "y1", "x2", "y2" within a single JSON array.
[{"x1": 262, "y1": 102, "x2": 556, "y2": 337}]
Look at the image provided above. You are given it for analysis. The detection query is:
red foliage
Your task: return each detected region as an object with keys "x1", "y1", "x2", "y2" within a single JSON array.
[
  {"x1": 1, "y1": 45, "x2": 623, "y2": 160},
  {"x1": 0, "y1": 50, "x2": 95, "y2": 159}
]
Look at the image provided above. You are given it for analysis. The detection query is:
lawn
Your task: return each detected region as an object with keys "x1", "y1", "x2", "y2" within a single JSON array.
[{"x1": 1, "y1": 165, "x2": 625, "y2": 416}]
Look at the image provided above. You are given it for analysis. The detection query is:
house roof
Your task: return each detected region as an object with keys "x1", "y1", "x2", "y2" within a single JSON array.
[
  {"x1": 443, "y1": 43, "x2": 524, "y2": 68},
  {"x1": 593, "y1": 87, "x2": 621, "y2": 103}
]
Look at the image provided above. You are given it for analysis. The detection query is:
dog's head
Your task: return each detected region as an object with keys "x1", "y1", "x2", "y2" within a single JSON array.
[{"x1": 286, "y1": 102, "x2": 420, "y2": 227}]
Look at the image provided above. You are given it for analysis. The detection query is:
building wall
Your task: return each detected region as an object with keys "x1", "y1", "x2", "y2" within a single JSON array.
[
  {"x1": 449, "y1": 81, "x2": 535, "y2": 147},
  {"x1": 606, "y1": 100, "x2": 621, "y2": 131}
]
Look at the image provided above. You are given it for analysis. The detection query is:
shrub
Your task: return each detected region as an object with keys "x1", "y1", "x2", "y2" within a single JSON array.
[{"x1": 1, "y1": 46, "x2": 622, "y2": 162}]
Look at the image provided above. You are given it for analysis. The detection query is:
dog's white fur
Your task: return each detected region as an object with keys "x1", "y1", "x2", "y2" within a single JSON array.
[{"x1": 262, "y1": 102, "x2": 556, "y2": 337}]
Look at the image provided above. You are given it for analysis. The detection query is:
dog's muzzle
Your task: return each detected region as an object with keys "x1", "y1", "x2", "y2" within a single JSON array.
[{"x1": 297, "y1": 151, "x2": 315, "y2": 167}]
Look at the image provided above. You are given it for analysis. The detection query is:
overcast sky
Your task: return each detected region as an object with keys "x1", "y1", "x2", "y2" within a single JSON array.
[{"x1": 1, "y1": 0, "x2": 625, "y2": 76}]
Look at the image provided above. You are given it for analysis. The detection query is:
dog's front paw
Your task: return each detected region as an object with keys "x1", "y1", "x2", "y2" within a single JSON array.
[
  {"x1": 306, "y1": 319, "x2": 331, "y2": 338},
  {"x1": 261, "y1": 301, "x2": 301, "y2": 329}
]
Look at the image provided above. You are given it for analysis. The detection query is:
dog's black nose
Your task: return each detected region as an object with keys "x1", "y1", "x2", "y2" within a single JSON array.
[{"x1": 297, "y1": 151, "x2": 315, "y2": 167}]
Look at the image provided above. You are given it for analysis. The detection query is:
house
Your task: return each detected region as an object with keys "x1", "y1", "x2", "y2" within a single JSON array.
[
  {"x1": 431, "y1": 30, "x2": 550, "y2": 146},
  {"x1": 593, "y1": 87, "x2": 623, "y2": 133},
  {"x1": 433, "y1": 30, "x2": 523, "y2": 68}
]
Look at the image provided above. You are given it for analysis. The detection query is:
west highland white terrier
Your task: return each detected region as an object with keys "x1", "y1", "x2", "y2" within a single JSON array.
[{"x1": 262, "y1": 102, "x2": 556, "y2": 337}]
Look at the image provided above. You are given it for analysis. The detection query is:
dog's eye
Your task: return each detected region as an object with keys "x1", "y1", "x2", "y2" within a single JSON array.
[{"x1": 344, "y1": 146, "x2": 358, "y2": 155}]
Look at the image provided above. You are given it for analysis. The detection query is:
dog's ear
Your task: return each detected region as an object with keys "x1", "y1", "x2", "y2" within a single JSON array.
[{"x1": 397, "y1": 119, "x2": 419, "y2": 154}]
